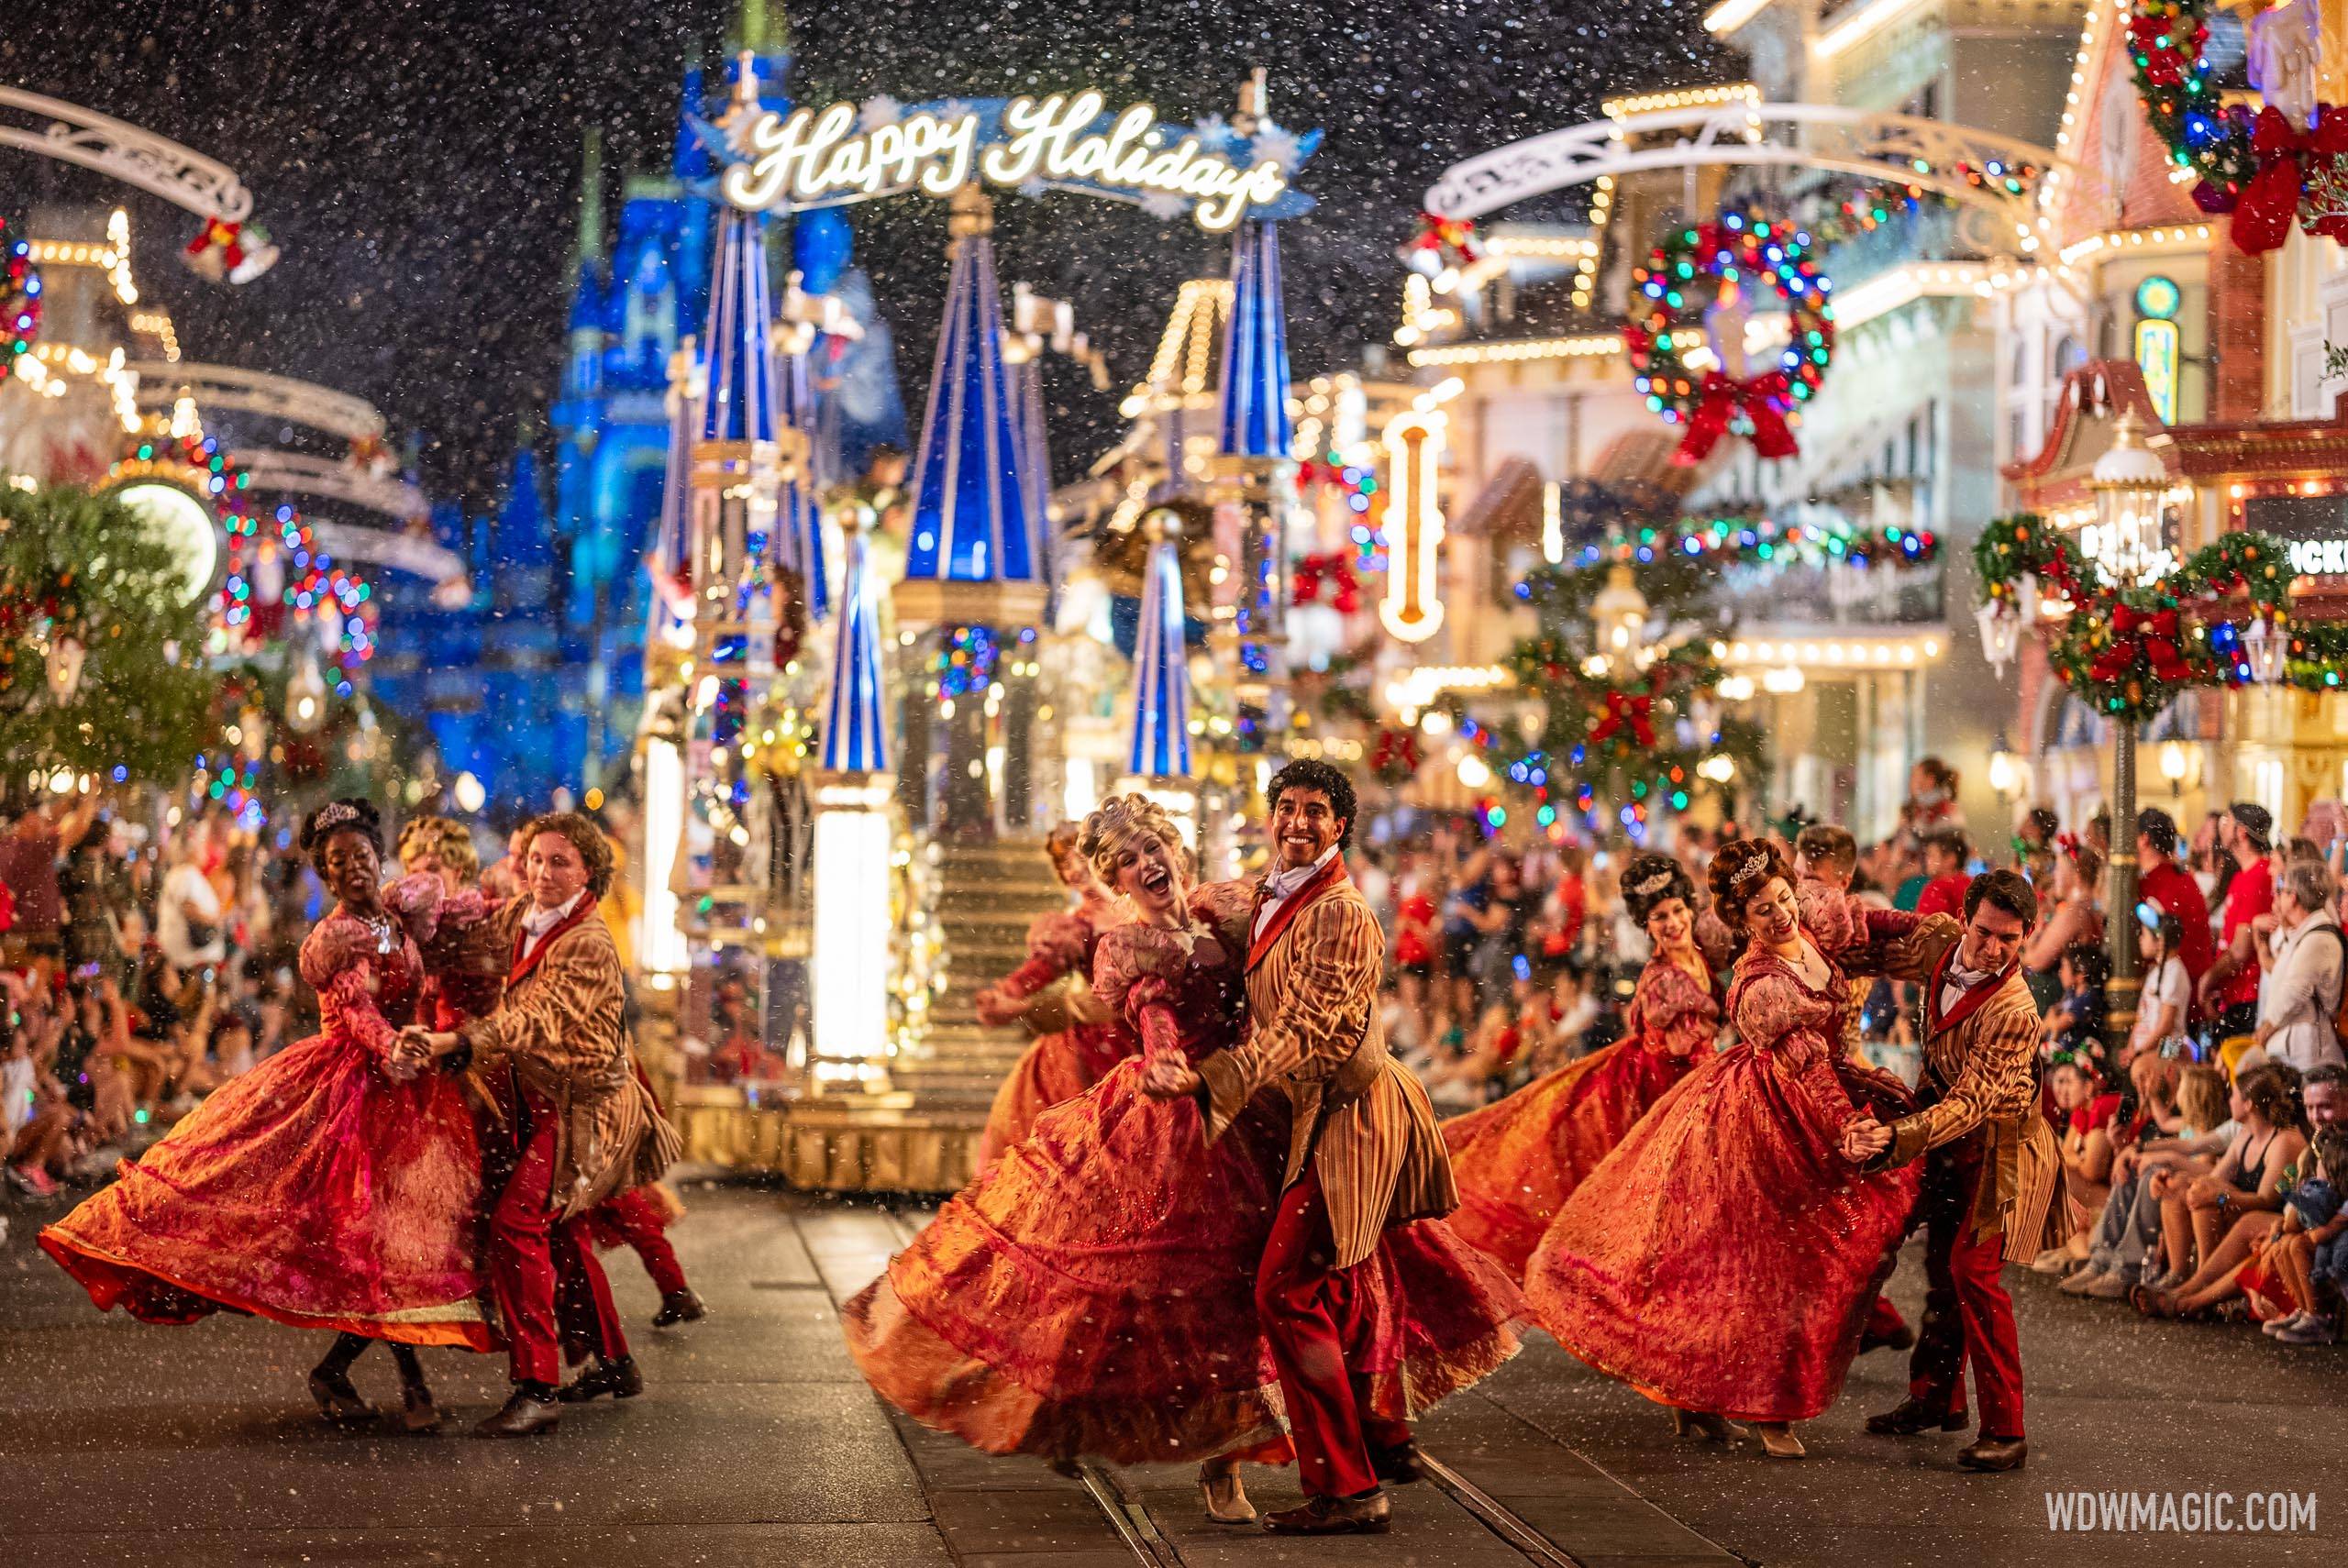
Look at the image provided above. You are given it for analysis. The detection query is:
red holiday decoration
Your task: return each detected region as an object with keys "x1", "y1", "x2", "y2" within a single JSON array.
[
  {"x1": 1290, "y1": 550, "x2": 1361, "y2": 614},
  {"x1": 1589, "y1": 690, "x2": 1656, "y2": 748},
  {"x1": 1623, "y1": 213, "x2": 1835, "y2": 466},
  {"x1": 1403, "y1": 211, "x2": 1481, "y2": 271}
]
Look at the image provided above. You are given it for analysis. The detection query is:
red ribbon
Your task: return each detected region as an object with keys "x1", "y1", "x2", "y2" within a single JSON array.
[
  {"x1": 1407, "y1": 211, "x2": 1480, "y2": 264},
  {"x1": 1290, "y1": 551, "x2": 1360, "y2": 614},
  {"x1": 1589, "y1": 691, "x2": 1656, "y2": 748},
  {"x1": 2233, "y1": 105, "x2": 2348, "y2": 255},
  {"x1": 2090, "y1": 603, "x2": 2194, "y2": 683},
  {"x1": 1672, "y1": 370, "x2": 1799, "y2": 465}
]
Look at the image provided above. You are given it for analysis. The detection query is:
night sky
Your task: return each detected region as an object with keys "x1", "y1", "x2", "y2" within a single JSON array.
[{"x1": 3, "y1": 1, "x2": 1723, "y2": 508}]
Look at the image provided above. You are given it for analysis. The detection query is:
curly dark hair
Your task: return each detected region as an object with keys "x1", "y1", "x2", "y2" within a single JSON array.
[
  {"x1": 1620, "y1": 853, "x2": 1695, "y2": 927},
  {"x1": 2237, "y1": 1062, "x2": 2309, "y2": 1134},
  {"x1": 519, "y1": 810, "x2": 615, "y2": 899},
  {"x1": 298, "y1": 798, "x2": 382, "y2": 870},
  {"x1": 1266, "y1": 758, "x2": 1357, "y2": 849},
  {"x1": 1706, "y1": 837, "x2": 1794, "y2": 920}
]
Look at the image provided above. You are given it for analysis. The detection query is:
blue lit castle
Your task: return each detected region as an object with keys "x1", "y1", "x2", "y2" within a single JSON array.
[{"x1": 548, "y1": 2, "x2": 906, "y2": 782}]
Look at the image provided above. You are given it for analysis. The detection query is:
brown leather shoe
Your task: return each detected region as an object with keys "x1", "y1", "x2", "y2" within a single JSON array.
[
  {"x1": 1866, "y1": 1398, "x2": 1966, "y2": 1436},
  {"x1": 475, "y1": 1387, "x2": 561, "y2": 1438},
  {"x1": 1859, "y1": 1320, "x2": 1917, "y2": 1354},
  {"x1": 1263, "y1": 1492, "x2": 1391, "y2": 1535},
  {"x1": 653, "y1": 1289, "x2": 705, "y2": 1327},
  {"x1": 306, "y1": 1369, "x2": 376, "y2": 1429},
  {"x1": 1956, "y1": 1436, "x2": 2028, "y2": 1472}
]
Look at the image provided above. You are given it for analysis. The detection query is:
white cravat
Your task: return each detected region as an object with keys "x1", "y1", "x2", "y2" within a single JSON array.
[
  {"x1": 1255, "y1": 845, "x2": 1340, "y2": 942},
  {"x1": 520, "y1": 890, "x2": 585, "y2": 958}
]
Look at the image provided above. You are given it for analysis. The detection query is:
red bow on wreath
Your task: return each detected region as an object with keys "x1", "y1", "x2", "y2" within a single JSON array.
[
  {"x1": 1405, "y1": 211, "x2": 1481, "y2": 267},
  {"x1": 2233, "y1": 105, "x2": 2348, "y2": 254},
  {"x1": 2090, "y1": 604, "x2": 2194, "y2": 683},
  {"x1": 1673, "y1": 370, "x2": 1800, "y2": 465},
  {"x1": 1290, "y1": 551, "x2": 1361, "y2": 614},
  {"x1": 1589, "y1": 691, "x2": 1656, "y2": 748}
]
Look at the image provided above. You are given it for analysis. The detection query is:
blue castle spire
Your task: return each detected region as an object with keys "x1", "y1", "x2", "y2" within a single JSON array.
[
  {"x1": 698, "y1": 83, "x2": 777, "y2": 450},
  {"x1": 776, "y1": 331, "x2": 829, "y2": 620},
  {"x1": 1127, "y1": 516, "x2": 1191, "y2": 779},
  {"x1": 672, "y1": 50, "x2": 713, "y2": 182},
  {"x1": 904, "y1": 193, "x2": 1035, "y2": 583},
  {"x1": 1216, "y1": 220, "x2": 1292, "y2": 460},
  {"x1": 821, "y1": 514, "x2": 890, "y2": 774}
]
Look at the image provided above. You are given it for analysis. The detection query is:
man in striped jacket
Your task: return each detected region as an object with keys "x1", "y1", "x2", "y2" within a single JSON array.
[{"x1": 1147, "y1": 759, "x2": 1461, "y2": 1536}]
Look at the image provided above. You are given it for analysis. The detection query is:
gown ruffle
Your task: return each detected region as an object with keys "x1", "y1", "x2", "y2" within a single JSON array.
[
  {"x1": 40, "y1": 877, "x2": 492, "y2": 1350},
  {"x1": 1442, "y1": 957, "x2": 1713, "y2": 1280},
  {"x1": 1523, "y1": 943, "x2": 1917, "y2": 1423}
]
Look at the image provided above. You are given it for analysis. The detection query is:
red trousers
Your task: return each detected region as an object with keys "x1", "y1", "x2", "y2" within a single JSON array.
[
  {"x1": 1907, "y1": 1138, "x2": 2021, "y2": 1439},
  {"x1": 591, "y1": 1187, "x2": 690, "y2": 1298},
  {"x1": 1865, "y1": 1295, "x2": 1907, "y2": 1340},
  {"x1": 492, "y1": 1090, "x2": 628, "y2": 1385},
  {"x1": 1256, "y1": 1171, "x2": 1411, "y2": 1499}
]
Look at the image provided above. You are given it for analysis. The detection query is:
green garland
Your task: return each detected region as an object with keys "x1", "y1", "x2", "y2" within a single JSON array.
[
  {"x1": 0, "y1": 484, "x2": 218, "y2": 787},
  {"x1": 1975, "y1": 517, "x2": 2306, "y2": 720}
]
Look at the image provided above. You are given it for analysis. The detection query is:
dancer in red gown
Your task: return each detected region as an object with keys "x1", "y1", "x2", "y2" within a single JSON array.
[
  {"x1": 973, "y1": 823, "x2": 1130, "y2": 1176},
  {"x1": 1524, "y1": 837, "x2": 1923, "y2": 1459},
  {"x1": 1443, "y1": 853, "x2": 1713, "y2": 1280},
  {"x1": 846, "y1": 796, "x2": 1285, "y2": 1520},
  {"x1": 41, "y1": 800, "x2": 491, "y2": 1430}
]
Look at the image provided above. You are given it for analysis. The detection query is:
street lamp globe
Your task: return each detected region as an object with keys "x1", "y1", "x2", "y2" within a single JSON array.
[
  {"x1": 2088, "y1": 410, "x2": 2171, "y2": 589},
  {"x1": 1590, "y1": 563, "x2": 1651, "y2": 668},
  {"x1": 2242, "y1": 615, "x2": 2287, "y2": 685}
]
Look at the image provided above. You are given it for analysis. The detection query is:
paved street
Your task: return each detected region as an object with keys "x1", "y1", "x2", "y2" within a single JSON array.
[{"x1": 2, "y1": 1186, "x2": 2342, "y2": 1568}]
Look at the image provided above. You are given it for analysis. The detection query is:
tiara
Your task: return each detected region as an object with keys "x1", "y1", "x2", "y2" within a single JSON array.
[
  {"x1": 1729, "y1": 854, "x2": 1772, "y2": 890},
  {"x1": 1628, "y1": 867, "x2": 1678, "y2": 897},
  {"x1": 312, "y1": 801, "x2": 366, "y2": 835}
]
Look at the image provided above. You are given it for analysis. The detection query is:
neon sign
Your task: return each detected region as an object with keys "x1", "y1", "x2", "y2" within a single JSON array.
[
  {"x1": 1379, "y1": 411, "x2": 1446, "y2": 644},
  {"x1": 720, "y1": 90, "x2": 1315, "y2": 233}
]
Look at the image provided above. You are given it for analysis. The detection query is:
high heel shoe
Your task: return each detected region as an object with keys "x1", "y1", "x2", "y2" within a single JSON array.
[
  {"x1": 399, "y1": 1383, "x2": 445, "y2": 1433},
  {"x1": 1669, "y1": 1409, "x2": 1741, "y2": 1443},
  {"x1": 1752, "y1": 1422, "x2": 1806, "y2": 1460},
  {"x1": 1198, "y1": 1465, "x2": 1257, "y2": 1525},
  {"x1": 306, "y1": 1368, "x2": 376, "y2": 1428}
]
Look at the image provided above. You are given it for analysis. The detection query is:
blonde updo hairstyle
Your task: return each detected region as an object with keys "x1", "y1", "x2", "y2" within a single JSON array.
[
  {"x1": 1707, "y1": 836, "x2": 1796, "y2": 946},
  {"x1": 1078, "y1": 793, "x2": 1187, "y2": 893},
  {"x1": 397, "y1": 815, "x2": 480, "y2": 881}
]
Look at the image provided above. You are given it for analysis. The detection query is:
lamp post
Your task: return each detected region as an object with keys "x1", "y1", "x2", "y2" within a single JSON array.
[{"x1": 2087, "y1": 410, "x2": 2171, "y2": 1055}]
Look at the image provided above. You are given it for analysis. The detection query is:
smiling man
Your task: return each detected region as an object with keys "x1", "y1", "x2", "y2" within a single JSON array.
[
  {"x1": 1145, "y1": 759, "x2": 1519, "y2": 1535},
  {"x1": 1848, "y1": 868, "x2": 2064, "y2": 1474}
]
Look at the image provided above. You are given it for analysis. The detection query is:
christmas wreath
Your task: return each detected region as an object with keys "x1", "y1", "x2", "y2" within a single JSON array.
[
  {"x1": 1975, "y1": 517, "x2": 2305, "y2": 717},
  {"x1": 2, "y1": 217, "x2": 39, "y2": 363},
  {"x1": 2126, "y1": 0, "x2": 2348, "y2": 252},
  {"x1": 1623, "y1": 212, "x2": 1834, "y2": 464}
]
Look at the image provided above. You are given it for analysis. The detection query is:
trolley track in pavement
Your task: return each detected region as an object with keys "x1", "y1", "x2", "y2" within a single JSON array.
[{"x1": 847, "y1": 1198, "x2": 1609, "y2": 1568}]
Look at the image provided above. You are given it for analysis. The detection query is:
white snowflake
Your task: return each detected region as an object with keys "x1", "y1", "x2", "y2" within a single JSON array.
[
  {"x1": 1017, "y1": 178, "x2": 1049, "y2": 200},
  {"x1": 936, "y1": 99, "x2": 977, "y2": 125},
  {"x1": 858, "y1": 95, "x2": 903, "y2": 131},
  {"x1": 1191, "y1": 113, "x2": 1235, "y2": 149},
  {"x1": 1140, "y1": 190, "x2": 1190, "y2": 221},
  {"x1": 1249, "y1": 122, "x2": 1303, "y2": 171}
]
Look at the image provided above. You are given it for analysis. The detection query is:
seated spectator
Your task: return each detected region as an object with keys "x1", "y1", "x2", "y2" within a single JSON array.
[
  {"x1": 2064, "y1": 1064, "x2": 2232, "y2": 1297},
  {"x1": 2034, "y1": 1055, "x2": 2121, "y2": 1273},
  {"x1": 2043, "y1": 944, "x2": 2109, "y2": 1058},
  {"x1": 2261, "y1": 1123, "x2": 2346, "y2": 1345},
  {"x1": 2136, "y1": 1062, "x2": 2309, "y2": 1318}
]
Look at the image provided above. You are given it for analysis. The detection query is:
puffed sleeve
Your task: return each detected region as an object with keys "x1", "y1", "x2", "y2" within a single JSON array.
[
  {"x1": 383, "y1": 872, "x2": 449, "y2": 945},
  {"x1": 1798, "y1": 879, "x2": 1958, "y2": 983},
  {"x1": 981, "y1": 911, "x2": 1092, "y2": 1011},
  {"x1": 1733, "y1": 969, "x2": 1863, "y2": 1137},
  {"x1": 1091, "y1": 923, "x2": 1191, "y2": 1070},
  {"x1": 1189, "y1": 879, "x2": 1257, "y2": 953},
  {"x1": 297, "y1": 920, "x2": 400, "y2": 1063}
]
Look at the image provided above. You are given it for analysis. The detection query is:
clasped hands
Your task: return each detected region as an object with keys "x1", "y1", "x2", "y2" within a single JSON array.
[
  {"x1": 1140, "y1": 1055, "x2": 1202, "y2": 1099},
  {"x1": 385, "y1": 1026, "x2": 460, "y2": 1082},
  {"x1": 1840, "y1": 1114, "x2": 1892, "y2": 1165}
]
